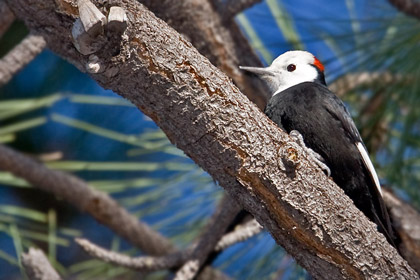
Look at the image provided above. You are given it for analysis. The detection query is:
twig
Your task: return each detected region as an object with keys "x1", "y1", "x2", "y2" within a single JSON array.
[
  {"x1": 76, "y1": 238, "x2": 191, "y2": 271},
  {"x1": 0, "y1": 32, "x2": 46, "y2": 87},
  {"x1": 215, "y1": 218, "x2": 262, "y2": 251},
  {"x1": 0, "y1": 1, "x2": 15, "y2": 38},
  {"x1": 0, "y1": 144, "x2": 175, "y2": 255},
  {"x1": 174, "y1": 195, "x2": 242, "y2": 280},
  {"x1": 388, "y1": 0, "x2": 420, "y2": 20},
  {"x1": 221, "y1": 0, "x2": 263, "y2": 21},
  {"x1": 21, "y1": 248, "x2": 61, "y2": 280},
  {"x1": 76, "y1": 219, "x2": 262, "y2": 271}
]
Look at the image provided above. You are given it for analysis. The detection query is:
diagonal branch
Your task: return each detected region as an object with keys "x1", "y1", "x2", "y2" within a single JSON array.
[
  {"x1": 388, "y1": 0, "x2": 420, "y2": 20},
  {"x1": 174, "y1": 195, "x2": 241, "y2": 280},
  {"x1": 6, "y1": 0, "x2": 418, "y2": 278},
  {"x1": 0, "y1": 144, "x2": 175, "y2": 256},
  {"x1": 21, "y1": 248, "x2": 62, "y2": 280},
  {"x1": 0, "y1": 32, "x2": 46, "y2": 87}
]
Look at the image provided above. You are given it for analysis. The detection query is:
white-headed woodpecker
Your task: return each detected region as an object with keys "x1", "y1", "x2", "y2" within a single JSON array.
[{"x1": 240, "y1": 50, "x2": 396, "y2": 247}]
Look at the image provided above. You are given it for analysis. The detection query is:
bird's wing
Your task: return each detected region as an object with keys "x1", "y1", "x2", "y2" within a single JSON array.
[{"x1": 321, "y1": 91, "x2": 382, "y2": 197}]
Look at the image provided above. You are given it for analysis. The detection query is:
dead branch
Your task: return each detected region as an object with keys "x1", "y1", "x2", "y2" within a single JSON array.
[
  {"x1": 5, "y1": 0, "x2": 419, "y2": 278},
  {"x1": 0, "y1": 32, "x2": 46, "y2": 87},
  {"x1": 21, "y1": 248, "x2": 62, "y2": 280}
]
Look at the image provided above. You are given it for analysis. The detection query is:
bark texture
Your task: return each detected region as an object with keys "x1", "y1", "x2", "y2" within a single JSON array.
[
  {"x1": 139, "y1": 0, "x2": 270, "y2": 109},
  {"x1": 5, "y1": 0, "x2": 418, "y2": 278}
]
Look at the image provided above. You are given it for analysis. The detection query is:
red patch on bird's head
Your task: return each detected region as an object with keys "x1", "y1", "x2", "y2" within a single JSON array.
[{"x1": 313, "y1": 56, "x2": 325, "y2": 72}]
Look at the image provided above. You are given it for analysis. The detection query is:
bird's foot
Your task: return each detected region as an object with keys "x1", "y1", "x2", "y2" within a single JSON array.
[{"x1": 289, "y1": 130, "x2": 331, "y2": 177}]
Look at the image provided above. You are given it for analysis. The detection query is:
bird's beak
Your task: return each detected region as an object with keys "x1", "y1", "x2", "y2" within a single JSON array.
[{"x1": 239, "y1": 66, "x2": 275, "y2": 77}]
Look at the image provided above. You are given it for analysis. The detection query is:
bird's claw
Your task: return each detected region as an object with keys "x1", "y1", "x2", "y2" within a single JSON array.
[{"x1": 289, "y1": 130, "x2": 331, "y2": 177}]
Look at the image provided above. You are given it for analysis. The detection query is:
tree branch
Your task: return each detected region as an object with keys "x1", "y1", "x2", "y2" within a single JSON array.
[
  {"x1": 383, "y1": 188, "x2": 420, "y2": 273},
  {"x1": 0, "y1": 144, "x2": 175, "y2": 256},
  {"x1": 0, "y1": 32, "x2": 46, "y2": 87},
  {"x1": 388, "y1": 0, "x2": 420, "y2": 20},
  {"x1": 138, "y1": 0, "x2": 269, "y2": 109},
  {"x1": 21, "y1": 248, "x2": 61, "y2": 280},
  {"x1": 5, "y1": 0, "x2": 418, "y2": 278},
  {"x1": 76, "y1": 238, "x2": 191, "y2": 271},
  {"x1": 215, "y1": 218, "x2": 262, "y2": 251},
  {"x1": 0, "y1": 1, "x2": 15, "y2": 38},
  {"x1": 220, "y1": 0, "x2": 263, "y2": 21},
  {"x1": 175, "y1": 195, "x2": 241, "y2": 280}
]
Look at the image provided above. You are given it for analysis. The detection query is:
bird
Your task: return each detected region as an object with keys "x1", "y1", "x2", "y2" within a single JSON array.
[{"x1": 240, "y1": 50, "x2": 396, "y2": 247}]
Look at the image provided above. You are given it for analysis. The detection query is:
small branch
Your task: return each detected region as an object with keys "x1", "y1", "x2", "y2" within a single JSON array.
[
  {"x1": 0, "y1": 1, "x2": 15, "y2": 38},
  {"x1": 221, "y1": 0, "x2": 263, "y2": 21},
  {"x1": 76, "y1": 238, "x2": 191, "y2": 271},
  {"x1": 76, "y1": 218, "x2": 261, "y2": 272},
  {"x1": 215, "y1": 218, "x2": 262, "y2": 251},
  {"x1": 0, "y1": 144, "x2": 175, "y2": 256},
  {"x1": 0, "y1": 32, "x2": 46, "y2": 87},
  {"x1": 174, "y1": 195, "x2": 242, "y2": 280},
  {"x1": 21, "y1": 248, "x2": 61, "y2": 280},
  {"x1": 388, "y1": 0, "x2": 420, "y2": 20}
]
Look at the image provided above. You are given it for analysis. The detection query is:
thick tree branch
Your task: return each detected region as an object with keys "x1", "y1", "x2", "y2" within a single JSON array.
[
  {"x1": 6, "y1": 0, "x2": 418, "y2": 278},
  {"x1": 0, "y1": 32, "x2": 46, "y2": 87},
  {"x1": 388, "y1": 0, "x2": 420, "y2": 20},
  {"x1": 0, "y1": 1, "x2": 15, "y2": 38},
  {"x1": 139, "y1": 0, "x2": 270, "y2": 109},
  {"x1": 21, "y1": 248, "x2": 62, "y2": 280}
]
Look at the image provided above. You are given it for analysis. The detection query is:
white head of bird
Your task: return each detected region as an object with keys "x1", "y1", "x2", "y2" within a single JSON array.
[{"x1": 240, "y1": 50, "x2": 326, "y2": 96}]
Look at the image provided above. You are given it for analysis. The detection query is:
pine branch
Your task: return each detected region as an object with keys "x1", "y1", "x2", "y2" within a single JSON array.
[
  {"x1": 5, "y1": 0, "x2": 418, "y2": 278},
  {"x1": 0, "y1": 144, "x2": 175, "y2": 256},
  {"x1": 21, "y1": 248, "x2": 61, "y2": 280},
  {"x1": 0, "y1": 32, "x2": 46, "y2": 87}
]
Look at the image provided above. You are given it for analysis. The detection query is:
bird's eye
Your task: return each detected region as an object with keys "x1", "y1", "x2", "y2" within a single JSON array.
[{"x1": 287, "y1": 64, "x2": 296, "y2": 72}]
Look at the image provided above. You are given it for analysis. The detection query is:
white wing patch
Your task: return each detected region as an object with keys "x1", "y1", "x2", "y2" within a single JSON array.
[{"x1": 356, "y1": 142, "x2": 382, "y2": 196}]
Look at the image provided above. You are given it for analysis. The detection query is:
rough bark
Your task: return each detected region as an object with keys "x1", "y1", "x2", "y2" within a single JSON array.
[
  {"x1": 5, "y1": 0, "x2": 418, "y2": 278},
  {"x1": 22, "y1": 248, "x2": 62, "y2": 280},
  {"x1": 138, "y1": 0, "x2": 270, "y2": 109}
]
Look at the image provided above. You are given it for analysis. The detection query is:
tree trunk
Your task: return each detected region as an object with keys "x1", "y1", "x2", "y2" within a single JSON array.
[{"x1": 5, "y1": 0, "x2": 418, "y2": 278}]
